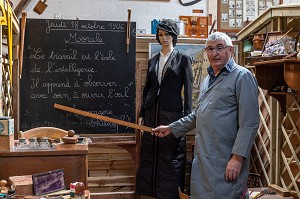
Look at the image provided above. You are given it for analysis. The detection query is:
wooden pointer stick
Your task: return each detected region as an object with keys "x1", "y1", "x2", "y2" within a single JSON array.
[
  {"x1": 126, "y1": 8, "x2": 131, "y2": 53},
  {"x1": 54, "y1": 103, "x2": 153, "y2": 133},
  {"x1": 19, "y1": 11, "x2": 27, "y2": 79}
]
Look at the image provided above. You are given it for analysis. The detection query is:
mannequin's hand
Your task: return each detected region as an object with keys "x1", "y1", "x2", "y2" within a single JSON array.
[
  {"x1": 138, "y1": 117, "x2": 144, "y2": 125},
  {"x1": 138, "y1": 117, "x2": 144, "y2": 133}
]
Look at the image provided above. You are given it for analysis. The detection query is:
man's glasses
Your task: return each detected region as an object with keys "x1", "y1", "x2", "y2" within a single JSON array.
[{"x1": 205, "y1": 45, "x2": 230, "y2": 53}]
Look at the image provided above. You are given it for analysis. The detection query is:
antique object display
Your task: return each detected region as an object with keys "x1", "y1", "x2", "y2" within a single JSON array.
[
  {"x1": 252, "y1": 34, "x2": 266, "y2": 51},
  {"x1": 262, "y1": 30, "x2": 298, "y2": 57},
  {"x1": 179, "y1": 16, "x2": 208, "y2": 38}
]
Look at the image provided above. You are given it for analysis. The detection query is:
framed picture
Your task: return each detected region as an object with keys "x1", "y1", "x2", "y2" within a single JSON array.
[
  {"x1": 218, "y1": 0, "x2": 282, "y2": 33},
  {"x1": 149, "y1": 43, "x2": 207, "y2": 108},
  {"x1": 149, "y1": 43, "x2": 238, "y2": 108}
]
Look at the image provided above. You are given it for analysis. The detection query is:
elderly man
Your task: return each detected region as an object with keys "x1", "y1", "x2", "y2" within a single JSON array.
[{"x1": 152, "y1": 31, "x2": 259, "y2": 199}]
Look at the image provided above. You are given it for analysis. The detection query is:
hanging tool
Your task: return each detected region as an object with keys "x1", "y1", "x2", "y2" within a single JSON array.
[
  {"x1": 33, "y1": 0, "x2": 48, "y2": 15},
  {"x1": 126, "y1": 8, "x2": 131, "y2": 53},
  {"x1": 14, "y1": 0, "x2": 31, "y2": 17}
]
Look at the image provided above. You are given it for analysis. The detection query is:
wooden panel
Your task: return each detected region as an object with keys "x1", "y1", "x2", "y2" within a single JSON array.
[
  {"x1": 0, "y1": 153, "x2": 88, "y2": 189},
  {"x1": 87, "y1": 137, "x2": 136, "y2": 193},
  {"x1": 90, "y1": 192, "x2": 135, "y2": 199}
]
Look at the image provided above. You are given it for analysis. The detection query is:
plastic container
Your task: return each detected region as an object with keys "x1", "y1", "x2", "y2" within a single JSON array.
[{"x1": 176, "y1": 20, "x2": 185, "y2": 35}]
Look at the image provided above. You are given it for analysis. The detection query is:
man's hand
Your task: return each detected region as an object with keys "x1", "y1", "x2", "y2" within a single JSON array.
[
  {"x1": 225, "y1": 154, "x2": 243, "y2": 181},
  {"x1": 152, "y1": 125, "x2": 171, "y2": 137}
]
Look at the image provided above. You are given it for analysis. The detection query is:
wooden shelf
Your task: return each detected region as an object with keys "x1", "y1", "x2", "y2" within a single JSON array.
[
  {"x1": 269, "y1": 92, "x2": 298, "y2": 96},
  {"x1": 252, "y1": 58, "x2": 300, "y2": 114},
  {"x1": 237, "y1": 4, "x2": 300, "y2": 40},
  {"x1": 253, "y1": 58, "x2": 300, "y2": 91}
]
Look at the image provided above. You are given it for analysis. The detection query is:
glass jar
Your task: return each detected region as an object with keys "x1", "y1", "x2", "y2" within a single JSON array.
[
  {"x1": 17, "y1": 138, "x2": 27, "y2": 149},
  {"x1": 40, "y1": 137, "x2": 50, "y2": 149},
  {"x1": 29, "y1": 137, "x2": 39, "y2": 149}
]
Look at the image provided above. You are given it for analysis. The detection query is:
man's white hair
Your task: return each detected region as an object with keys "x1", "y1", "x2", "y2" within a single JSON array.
[{"x1": 205, "y1": 32, "x2": 233, "y2": 47}]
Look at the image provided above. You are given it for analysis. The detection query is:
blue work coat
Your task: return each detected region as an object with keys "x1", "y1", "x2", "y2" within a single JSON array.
[{"x1": 170, "y1": 59, "x2": 259, "y2": 199}]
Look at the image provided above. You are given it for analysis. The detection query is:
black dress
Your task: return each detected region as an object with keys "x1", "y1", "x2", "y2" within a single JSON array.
[{"x1": 136, "y1": 50, "x2": 193, "y2": 199}]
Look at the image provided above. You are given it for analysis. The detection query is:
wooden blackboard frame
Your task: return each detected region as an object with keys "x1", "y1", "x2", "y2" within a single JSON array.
[{"x1": 19, "y1": 19, "x2": 137, "y2": 135}]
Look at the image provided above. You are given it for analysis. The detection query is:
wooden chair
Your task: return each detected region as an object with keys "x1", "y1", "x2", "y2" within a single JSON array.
[
  {"x1": 18, "y1": 127, "x2": 68, "y2": 139},
  {"x1": 178, "y1": 187, "x2": 190, "y2": 199}
]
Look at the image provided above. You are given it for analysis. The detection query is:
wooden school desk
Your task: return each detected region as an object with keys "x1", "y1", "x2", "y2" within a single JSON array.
[{"x1": 0, "y1": 144, "x2": 88, "y2": 189}]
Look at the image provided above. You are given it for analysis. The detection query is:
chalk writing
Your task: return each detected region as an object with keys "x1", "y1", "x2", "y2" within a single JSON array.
[
  {"x1": 48, "y1": 49, "x2": 78, "y2": 60},
  {"x1": 107, "y1": 23, "x2": 125, "y2": 30},
  {"x1": 46, "y1": 62, "x2": 95, "y2": 76},
  {"x1": 29, "y1": 48, "x2": 45, "y2": 59},
  {"x1": 108, "y1": 87, "x2": 130, "y2": 98},
  {"x1": 84, "y1": 74, "x2": 117, "y2": 87},
  {"x1": 94, "y1": 50, "x2": 116, "y2": 61},
  {"x1": 42, "y1": 79, "x2": 71, "y2": 93},
  {"x1": 21, "y1": 19, "x2": 136, "y2": 134},
  {"x1": 30, "y1": 64, "x2": 41, "y2": 73},
  {"x1": 45, "y1": 20, "x2": 68, "y2": 33},
  {"x1": 65, "y1": 32, "x2": 104, "y2": 44},
  {"x1": 80, "y1": 22, "x2": 105, "y2": 30}
]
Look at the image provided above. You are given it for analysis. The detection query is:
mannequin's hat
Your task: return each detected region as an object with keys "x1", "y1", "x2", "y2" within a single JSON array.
[{"x1": 156, "y1": 19, "x2": 179, "y2": 36}]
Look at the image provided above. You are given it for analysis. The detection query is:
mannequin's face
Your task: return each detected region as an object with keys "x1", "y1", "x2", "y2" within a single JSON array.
[{"x1": 158, "y1": 29, "x2": 173, "y2": 47}]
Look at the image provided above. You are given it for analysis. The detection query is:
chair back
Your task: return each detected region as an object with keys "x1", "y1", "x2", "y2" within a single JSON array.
[
  {"x1": 19, "y1": 127, "x2": 68, "y2": 139},
  {"x1": 178, "y1": 187, "x2": 189, "y2": 199}
]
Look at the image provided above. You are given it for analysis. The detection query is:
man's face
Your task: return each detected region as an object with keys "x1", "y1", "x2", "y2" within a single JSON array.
[{"x1": 205, "y1": 39, "x2": 233, "y2": 70}]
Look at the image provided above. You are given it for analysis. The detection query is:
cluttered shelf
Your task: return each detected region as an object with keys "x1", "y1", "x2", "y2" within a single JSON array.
[
  {"x1": 251, "y1": 58, "x2": 300, "y2": 114},
  {"x1": 252, "y1": 58, "x2": 300, "y2": 93}
]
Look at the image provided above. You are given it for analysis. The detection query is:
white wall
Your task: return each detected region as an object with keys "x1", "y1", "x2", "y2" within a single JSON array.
[{"x1": 11, "y1": 0, "x2": 208, "y2": 34}]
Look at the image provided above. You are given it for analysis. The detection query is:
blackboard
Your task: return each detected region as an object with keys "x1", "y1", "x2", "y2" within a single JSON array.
[{"x1": 20, "y1": 19, "x2": 136, "y2": 134}]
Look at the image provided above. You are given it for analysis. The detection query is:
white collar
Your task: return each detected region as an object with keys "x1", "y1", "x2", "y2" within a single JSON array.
[{"x1": 160, "y1": 49, "x2": 173, "y2": 57}]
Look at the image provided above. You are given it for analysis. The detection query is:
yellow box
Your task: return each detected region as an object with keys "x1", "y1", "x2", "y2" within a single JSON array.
[{"x1": 0, "y1": 117, "x2": 14, "y2": 135}]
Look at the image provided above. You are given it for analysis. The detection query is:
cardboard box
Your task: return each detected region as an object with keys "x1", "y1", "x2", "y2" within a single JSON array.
[
  {"x1": 0, "y1": 117, "x2": 15, "y2": 150},
  {"x1": 0, "y1": 133, "x2": 14, "y2": 150},
  {"x1": 0, "y1": 117, "x2": 14, "y2": 136},
  {"x1": 8, "y1": 175, "x2": 33, "y2": 195}
]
